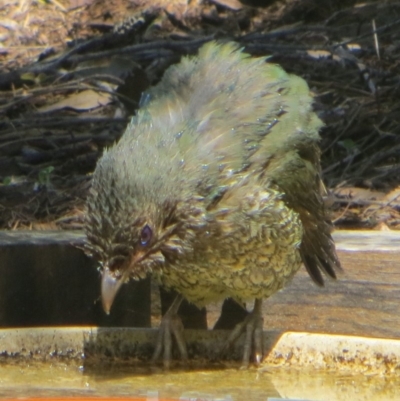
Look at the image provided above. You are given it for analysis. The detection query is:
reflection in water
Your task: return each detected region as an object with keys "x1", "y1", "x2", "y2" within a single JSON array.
[{"x1": 0, "y1": 360, "x2": 399, "y2": 400}]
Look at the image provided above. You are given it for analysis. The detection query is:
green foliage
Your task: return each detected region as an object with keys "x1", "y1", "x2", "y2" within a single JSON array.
[
  {"x1": 2, "y1": 177, "x2": 12, "y2": 185},
  {"x1": 38, "y1": 166, "x2": 55, "y2": 187},
  {"x1": 338, "y1": 139, "x2": 358, "y2": 153}
]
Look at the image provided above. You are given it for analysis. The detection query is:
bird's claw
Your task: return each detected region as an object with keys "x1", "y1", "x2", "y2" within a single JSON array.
[
  {"x1": 224, "y1": 299, "x2": 264, "y2": 368},
  {"x1": 152, "y1": 296, "x2": 187, "y2": 368}
]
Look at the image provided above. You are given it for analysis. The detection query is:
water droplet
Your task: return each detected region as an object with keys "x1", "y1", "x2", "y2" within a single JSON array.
[{"x1": 139, "y1": 92, "x2": 151, "y2": 107}]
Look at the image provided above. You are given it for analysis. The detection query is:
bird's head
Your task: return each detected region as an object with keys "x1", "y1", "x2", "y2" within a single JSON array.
[{"x1": 84, "y1": 142, "x2": 203, "y2": 314}]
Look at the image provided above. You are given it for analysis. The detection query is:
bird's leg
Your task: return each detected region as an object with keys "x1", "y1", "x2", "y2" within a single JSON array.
[
  {"x1": 225, "y1": 298, "x2": 264, "y2": 368},
  {"x1": 152, "y1": 293, "x2": 187, "y2": 368},
  {"x1": 214, "y1": 298, "x2": 249, "y2": 330}
]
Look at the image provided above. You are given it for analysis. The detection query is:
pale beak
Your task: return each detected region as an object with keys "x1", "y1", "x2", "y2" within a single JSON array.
[{"x1": 101, "y1": 267, "x2": 125, "y2": 314}]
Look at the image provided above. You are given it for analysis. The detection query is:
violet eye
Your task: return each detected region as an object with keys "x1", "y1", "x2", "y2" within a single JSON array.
[{"x1": 140, "y1": 225, "x2": 152, "y2": 246}]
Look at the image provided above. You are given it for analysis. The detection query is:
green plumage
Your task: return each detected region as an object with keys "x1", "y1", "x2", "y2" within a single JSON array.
[{"x1": 85, "y1": 42, "x2": 340, "y2": 362}]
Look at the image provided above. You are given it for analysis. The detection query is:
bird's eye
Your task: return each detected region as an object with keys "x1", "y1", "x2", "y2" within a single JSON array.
[{"x1": 140, "y1": 225, "x2": 153, "y2": 246}]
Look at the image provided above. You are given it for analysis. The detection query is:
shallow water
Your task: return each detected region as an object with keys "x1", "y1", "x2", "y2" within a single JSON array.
[{"x1": 0, "y1": 360, "x2": 399, "y2": 400}]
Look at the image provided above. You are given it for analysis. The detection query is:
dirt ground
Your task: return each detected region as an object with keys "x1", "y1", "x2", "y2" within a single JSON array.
[{"x1": 1, "y1": 0, "x2": 400, "y2": 230}]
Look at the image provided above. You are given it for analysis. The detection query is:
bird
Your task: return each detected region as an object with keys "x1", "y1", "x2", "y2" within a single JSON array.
[{"x1": 84, "y1": 41, "x2": 341, "y2": 367}]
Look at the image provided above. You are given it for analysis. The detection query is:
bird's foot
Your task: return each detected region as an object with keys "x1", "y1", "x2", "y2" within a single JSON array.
[
  {"x1": 152, "y1": 294, "x2": 187, "y2": 368},
  {"x1": 224, "y1": 299, "x2": 264, "y2": 368}
]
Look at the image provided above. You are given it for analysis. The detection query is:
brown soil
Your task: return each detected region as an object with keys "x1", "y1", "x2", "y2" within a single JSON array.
[{"x1": 1, "y1": 0, "x2": 400, "y2": 230}]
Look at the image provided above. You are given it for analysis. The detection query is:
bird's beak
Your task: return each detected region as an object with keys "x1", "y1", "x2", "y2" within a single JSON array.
[
  {"x1": 101, "y1": 252, "x2": 145, "y2": 314},
  {"x1": 101, "y1": 267, "x2": 125, "y2": 314}
]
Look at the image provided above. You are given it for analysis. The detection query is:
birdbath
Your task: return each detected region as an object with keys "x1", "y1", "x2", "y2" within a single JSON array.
[{"x1": 0, "y1": 229, "x2": 400, "y2": 400}]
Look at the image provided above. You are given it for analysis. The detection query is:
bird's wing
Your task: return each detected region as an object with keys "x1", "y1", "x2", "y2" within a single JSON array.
[{"x1": 264, "y1": 143, "x2": 341, "y2": 285}]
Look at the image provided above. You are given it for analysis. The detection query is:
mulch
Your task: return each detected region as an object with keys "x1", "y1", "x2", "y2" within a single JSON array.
[{"x1": 1, "y1": 0, "x2": 400, "y2": 230}]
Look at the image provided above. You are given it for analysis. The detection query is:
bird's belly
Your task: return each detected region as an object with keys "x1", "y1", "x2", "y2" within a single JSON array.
[
  {"x1": 155, "y1": 190, "x2": 303, "y2": 306},
  {"x1": 158, "y1": 207, "x2": 303, "y2": 307}
]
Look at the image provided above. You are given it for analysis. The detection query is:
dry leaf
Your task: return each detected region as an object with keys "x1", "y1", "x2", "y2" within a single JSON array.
[{"x1": 38, "y1": 90, "x2": 112, "y2": 113}]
